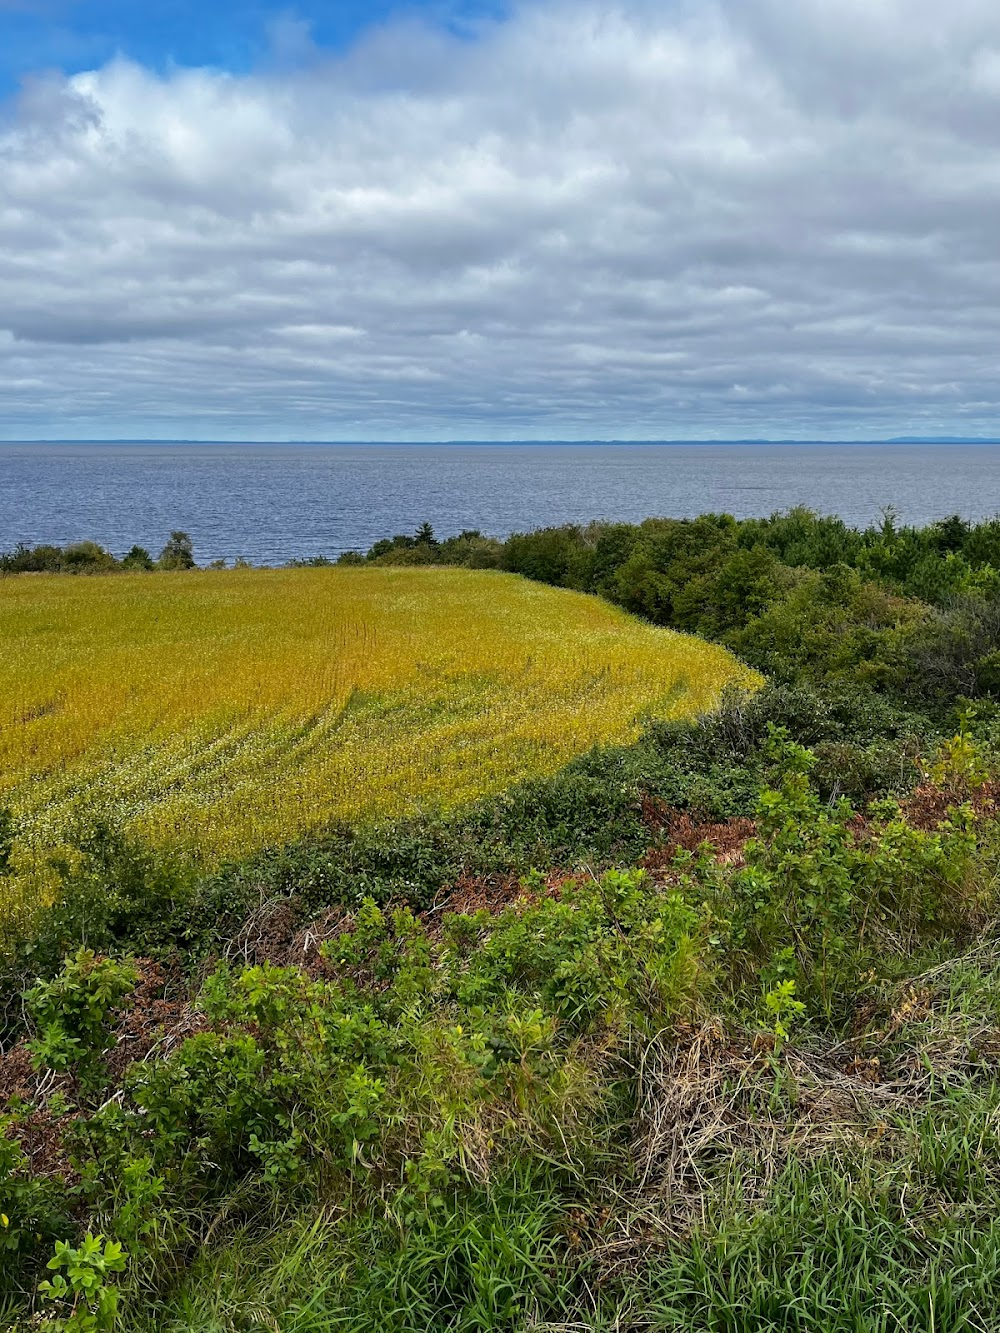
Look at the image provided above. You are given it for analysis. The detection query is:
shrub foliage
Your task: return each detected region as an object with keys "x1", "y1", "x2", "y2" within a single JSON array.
[{"x1": 5, "y1": 507, "x2": 1000, "y2": 1329}]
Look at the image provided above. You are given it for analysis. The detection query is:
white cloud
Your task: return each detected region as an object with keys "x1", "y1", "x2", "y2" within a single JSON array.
[{"x1": 2, "y1": 0, "x2": 1000, "y2": 438}]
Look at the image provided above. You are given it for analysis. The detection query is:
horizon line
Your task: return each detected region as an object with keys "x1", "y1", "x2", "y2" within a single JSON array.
[{"x1": 4, "y1": 436, "x2": 1000, "y2": 447}]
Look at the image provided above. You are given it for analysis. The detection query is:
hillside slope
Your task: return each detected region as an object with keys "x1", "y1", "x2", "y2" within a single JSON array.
[{"x1": 0, "y1": 566, "x2": 757, "y2": 928}]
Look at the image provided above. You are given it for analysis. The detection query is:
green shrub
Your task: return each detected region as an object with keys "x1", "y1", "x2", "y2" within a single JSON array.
[
  {"x1": 703, "y1": 730, "x2": 978, "y2": 1020},
  {"x1": 26, "y1": 949, "x2": 138, "y2": 1092},
  {"x1": 18, "y1": 823, "x2": 195, "y2": 975},
  {"x1": 0, "y1": 1128, "x2": 74, "y2": 1300},
  {"x1": 37, "y1": 1233, "x2": 128, "y2": 1333},
  {"x1": 445, "y1": 868, "x2": 702, "y2": 1033}
]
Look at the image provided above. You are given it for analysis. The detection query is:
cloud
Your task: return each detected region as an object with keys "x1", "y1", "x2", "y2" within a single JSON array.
[{"x1": 2, "y1": 0, "x2": 1000, "y2": 439}]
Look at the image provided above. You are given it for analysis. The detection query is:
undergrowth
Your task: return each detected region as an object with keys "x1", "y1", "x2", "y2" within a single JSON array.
[
  {"x1": 3, "y1": 722, "x2": 1000, "y2": 1331},
  {"x1": 7, "y1": 504, "x2": 1000, "y2": 1330}
]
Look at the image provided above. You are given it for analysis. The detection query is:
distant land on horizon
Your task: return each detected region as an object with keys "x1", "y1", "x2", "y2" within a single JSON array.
[{"x1": 4, "y1": 437, "x2": 1000, "y2": 447}]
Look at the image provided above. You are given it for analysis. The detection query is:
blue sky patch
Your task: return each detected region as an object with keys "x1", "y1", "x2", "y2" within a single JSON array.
[{"x1": 0, "y1": 1, "x2": 509, "y2": 95}]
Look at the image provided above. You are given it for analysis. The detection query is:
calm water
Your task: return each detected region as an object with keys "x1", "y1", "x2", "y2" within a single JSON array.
[{"x1": 2, "y1": 442, "x2": 1000, "y2": 566}]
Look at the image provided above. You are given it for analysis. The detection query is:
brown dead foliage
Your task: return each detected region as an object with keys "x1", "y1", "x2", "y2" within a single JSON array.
[
  {"x1": 289, "y1": 905, "x2": 351, "y2": 976},
  {"x1": 0, "y1": 958, "x2": 206, "y2": 1180},
  {"x1": 1, "y1": 1036, "x2": 75, "y2": 1132},
  {"x1": 215, "y1": 874, "x2": 537, "y2": 982},
  {"x1": 7, "y1": 1108, "x2": 79, "y2": 1179},
  {"x1": 432, "y1": 870, "x2": 529, "y2": 919},
  {"x1": 105, "y1": 958, "x2": 204, "y2": 1082},
  {"x1": 638, "y1": 793, "x2": 676, "y2": 833},
  {"x1": 420, "y1": 870, "x2": 547, "y2": 938},
  {"x1": 224, "y1": 893, "x2": 304, "y2": 969},
  {"x1": 223, "y1": 895, "x2": 395, "y2": 979},
  {"x1": 0, "y1": 1048, "x2": 79, "y2": 1180},
  {"x1": 903, "y1": 780, "x2": 999, "y2": 831},
  {"x1": 0, "y1": 1043, "x2": 40, "y2": 1106},
  {"x1": 640, "y1": 810, "x2": 756, "y2": 873}
]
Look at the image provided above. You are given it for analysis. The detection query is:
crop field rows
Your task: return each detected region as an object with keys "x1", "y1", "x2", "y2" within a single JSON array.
[{"x1": 0, "y1": 566, "x2": 758, "y2": 929}]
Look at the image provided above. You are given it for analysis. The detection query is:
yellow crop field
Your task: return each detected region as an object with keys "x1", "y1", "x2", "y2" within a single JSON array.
[{"x1": 0, "y1": 566, "x2": 759, "y2": 922}]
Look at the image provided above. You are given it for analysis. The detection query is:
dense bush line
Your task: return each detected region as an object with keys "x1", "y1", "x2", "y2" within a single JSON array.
[
  {"x1": 0, "y1": 532, "x2": 194, "y2": 574},
  {"x1": 345, "y1": 508, "x2": 1000, "y2": 718}
]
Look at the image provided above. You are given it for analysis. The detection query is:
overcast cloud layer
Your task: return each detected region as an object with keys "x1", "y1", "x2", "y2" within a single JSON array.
[{"x1": 3, "y1": 0, "x2": 1000, "y2": 439}]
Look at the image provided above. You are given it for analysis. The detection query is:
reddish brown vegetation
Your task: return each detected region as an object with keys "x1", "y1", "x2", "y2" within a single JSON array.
[
  {"x1": 639, "y1": 805, "x2": 755, "y2": 872},
  {"x1": 903, "y1": 780, "x2": 998, "y2": 831},
  {"x1": 0, "y1": 1045, "x2": 78, "y2": 1179},
  {"x1": 104, "y1": 958, "x2": 203, "y2": 1082}
]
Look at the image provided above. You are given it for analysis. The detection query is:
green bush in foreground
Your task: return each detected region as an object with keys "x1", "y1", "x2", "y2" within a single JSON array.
[
  {"x1": 3, "y1": 735, "x2": 999, "y2": 1330},
  {"x1": 26, "y1": 951, "x2": 138, "y2": 1095}
]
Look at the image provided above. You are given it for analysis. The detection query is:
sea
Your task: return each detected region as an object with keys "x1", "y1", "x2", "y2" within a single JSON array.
[{"x1": 2, "y1": 441, "x2": 1000, "y2": 567}]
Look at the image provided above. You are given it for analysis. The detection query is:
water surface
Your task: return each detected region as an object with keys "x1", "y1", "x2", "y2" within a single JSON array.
[{"x1": 2, "y1": 442, "x2": 999, "y2": 565}]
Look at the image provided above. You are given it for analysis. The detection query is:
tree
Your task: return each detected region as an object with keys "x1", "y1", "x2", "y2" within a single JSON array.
[
  {"x1": 414, "y1": 522, "x2": 438, "y2": 547},
  {"x1": 61, "y1": 541, "x2": 116, "y2": 572},
  {"x1": 158, "y1": 531, "x2": 195, "y2": 570},
  {"x1": 121, "y1": 545, "x2": 154, "y2": 571}
]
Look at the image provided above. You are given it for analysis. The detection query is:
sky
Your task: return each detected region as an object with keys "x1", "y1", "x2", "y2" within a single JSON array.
[{"x1": 1, "y1": 0, "x2": 1000, "y2": 441}]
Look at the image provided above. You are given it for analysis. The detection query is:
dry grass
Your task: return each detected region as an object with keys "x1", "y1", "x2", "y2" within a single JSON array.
[
  {"x1": 628, "y1": 1023, "x2": 893, "y2": 1233},
  {"x1": 591, "y1": 939, "x2": 1000, "y2": 1277},
  {"x1": 0, "y1": 565, "x2": 759, "y2": 927}
]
